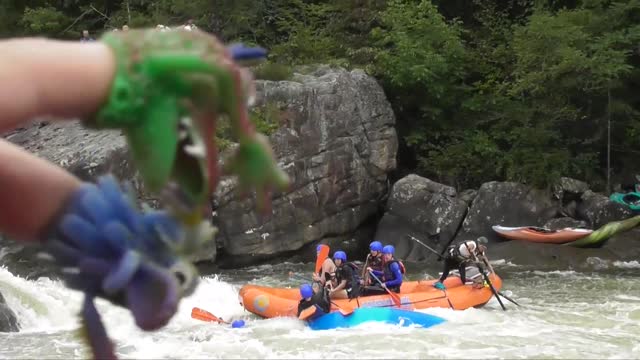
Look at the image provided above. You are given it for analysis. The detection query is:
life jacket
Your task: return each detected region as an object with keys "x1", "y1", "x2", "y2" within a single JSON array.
[
  {"x1": 336, "y1": 262, "x2": 361, "y2": 298},
  {"x1": 447, "y1": 241, "x2": 476, "y2": 262},
  {"x1": 368, "y1": 254, "x2": 384, "y2": 272},
  {"x1": 382, "y1": 259, "x2": 404, "y2": 292}
]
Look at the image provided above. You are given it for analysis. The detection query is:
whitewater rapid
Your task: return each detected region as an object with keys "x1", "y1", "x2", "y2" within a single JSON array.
[{"x1": 0, "y1": 260, "x2": 639, "y2": 359}]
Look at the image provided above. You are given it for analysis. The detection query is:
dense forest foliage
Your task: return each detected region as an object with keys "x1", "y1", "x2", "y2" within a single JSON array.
[{"x1": 1, "y1": 0, "x2": 639, "y2": 192}]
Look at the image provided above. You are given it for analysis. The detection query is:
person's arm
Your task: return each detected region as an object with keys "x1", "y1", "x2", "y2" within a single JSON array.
[
  {"x1": 384, "y1": 262, "x2": 403, "y2": 288},
  {"x1": 320, "y1": 259, "x2": 336, "y2": 285},
  {"x1": 332, "y1": 277, "x2": 347, "y2": 292},
  {"x1": 0, "y1": 39, "x2": 115, "y2": 242},
  {"x1": 297, "y1": 300, "x2": 305, "y2": 317}
]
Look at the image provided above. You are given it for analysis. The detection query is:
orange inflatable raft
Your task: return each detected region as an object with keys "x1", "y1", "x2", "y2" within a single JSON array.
[{"x1": 239, "y1": 274, "x2": 503, "y2": 319}]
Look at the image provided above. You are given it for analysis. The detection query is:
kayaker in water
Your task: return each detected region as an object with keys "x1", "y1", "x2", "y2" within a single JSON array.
[
  {"x1": 362, "y1": 241, "x2": 384, "y2": 285},
  {"x1": 433, "y1": 238, "x2": 488, "y2": 290},
  {"x1": 297, "y1": 283, "x2": 330, "y2": 318},
  {"x1": 328, "y1": 250, "x2": 361, "y2": 299},
  {"x1": 364, "y1": 245, "x2": 404, "y2": 295},
  {"x1": 313, "y1": 244, "x2": 336, "y2": 286}
]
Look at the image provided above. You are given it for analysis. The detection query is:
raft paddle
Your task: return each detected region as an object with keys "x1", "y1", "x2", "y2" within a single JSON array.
[
  {"x1": 407, "y1": 234, "x2": 445, "y2": 260},
  {"x1": 497, "y1": 291, "x2": 521, "y2": 307},
  {"x1": 298, "y1": 306, "x2": 318, "y2": 320},
  {"x1": 480, "y1": 254, "x2": 521, "y2": 307},
  {"x1": 315, "y1": 244, "x2": 330, "y2": 274},
  {"x1": 465, "y1": 244, "x2": 506, "y2": 311},
  {"x1": 191, "y1": 307, "x2": 230, "y2": 324},
  {"x1": 330, "y1": 300, "x2": 355, "y2": 316},
  {"x1": 361, "y1": 255, "x2": 370, "y2": 285},
  {"x1": 368, "y1": 271, "x2": 402, "y2": 307}
]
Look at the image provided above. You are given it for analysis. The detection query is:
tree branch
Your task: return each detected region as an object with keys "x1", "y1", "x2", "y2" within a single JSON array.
[
  {"x1": 60, "y1": 8, "x2": 94, "y2": 35},
  {"x1": 90, "y1": 5, "x2": 110, "y2": 20}
]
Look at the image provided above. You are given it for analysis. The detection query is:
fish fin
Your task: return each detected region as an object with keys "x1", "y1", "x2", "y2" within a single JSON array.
[
  {"x1": 125, "y1": 263, "x2": 179, "y2": 331},
  {"x1": 81, "y1": 296, "x2": 117, "y2": 360}
]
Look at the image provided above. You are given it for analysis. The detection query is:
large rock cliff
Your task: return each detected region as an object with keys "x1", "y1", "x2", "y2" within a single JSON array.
[
  {"x1": 1, "y1": 66, "x2": 398, "y2": 271},
  {"x1": 213, "y1": 66, "x2": 398, "y2": 266}
]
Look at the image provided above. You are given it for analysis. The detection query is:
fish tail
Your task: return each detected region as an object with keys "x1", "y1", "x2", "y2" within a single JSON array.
[{"x1": 81, "y1": 296, "x2": 118, "y2": 360}]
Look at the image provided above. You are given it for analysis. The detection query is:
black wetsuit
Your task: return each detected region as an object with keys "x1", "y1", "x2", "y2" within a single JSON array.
[
  {"x1": 438, "y1": 242, "x2": 478, "y2": 283},
  {"x1": 335, "y1": 263, "x2": 360, "y2": 299},
  {"x1": 297, "y1": 286, "x2": 331, "y2": 316}
]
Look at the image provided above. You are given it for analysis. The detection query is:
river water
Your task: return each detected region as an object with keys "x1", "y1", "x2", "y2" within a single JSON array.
[{"x1": 0, "y1": 258, "x2": 638, "y2": 359}]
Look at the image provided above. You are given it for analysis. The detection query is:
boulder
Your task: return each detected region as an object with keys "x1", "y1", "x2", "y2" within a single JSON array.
[
  {"x1": 0, "y1": 292, "x2": 19, "y2": 332},
  {"x1": 459, "y1": 181, "x2": 559, "y2": 243},
  {"x1": 2, "y1": 66, "x2": 397, "y2": 269},
  {"x1": 373, "y1": 175, "x2": 467, "y2": 261},
  {"x1": 458, "y1": 189, "x2": 477, "y2": 205},
  {"x1": 2, "y1": 120, "x2": 216, "y2": 268},
  {"x1": 543, "y1": 217, "x2": 588, "y2": 230},
  {"x1": 576, "y1": 190, "x2": 634, "y2": 228},
  {"x1": 487, "y1": 227, "x2": 640, "y2": 270},
  {"x1": 213, "y1": 66, "x2": 398, "y2": 266},
  {"x1": 552, "y1": 177, "x2": 589, "y2": 202}
]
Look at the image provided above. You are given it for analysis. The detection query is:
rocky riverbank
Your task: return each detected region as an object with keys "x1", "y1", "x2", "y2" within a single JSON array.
[
  {"x1": 1, "y1": 65, "x2": 398, "y2": 272},
  {"x1": 374, "y1": 174, "x2": 640, "y2": 268},
  {"x1": 1, "y1": 65, "x2": 638, "y2": 278}
]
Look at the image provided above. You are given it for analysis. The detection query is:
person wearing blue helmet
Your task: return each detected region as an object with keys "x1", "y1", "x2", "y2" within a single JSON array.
[
  {"x1": 328, "y1": 250, "x2": 361, "y2": 299},
  {"x1": 312, "y1": 244, "x2": 336, "y2": 286},
  {"x1": 297, "y1": 283, "x2": 330, "y2": 318},
  {"x1": 365, "y1": 245, "x2": 405, "y2": 295},
  {"x1": 363, "y1": 240, "x2": 384, "y2": 285}
]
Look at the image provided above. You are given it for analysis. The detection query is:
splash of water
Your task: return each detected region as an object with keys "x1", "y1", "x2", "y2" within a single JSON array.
[{"x1": 0, "y1": 261, "x2": 638, "y2": 359}]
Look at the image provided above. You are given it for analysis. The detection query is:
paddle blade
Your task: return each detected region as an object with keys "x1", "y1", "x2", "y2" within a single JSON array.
[
  {"x1": 315, "y1": 244, "x2": 330, "y2": 274},
  {"x1": 298, "y1": 306, "x2": 317, "y2": 321},
  {"x1": 389, "y1": 291, "x2": 402, "y2": 308},
  {"x1": 191, "y1": 307, "x2": 226, "y2": 324},
  {"x1": 339, "y1": 307, "x2": 355, "y2": 316}
]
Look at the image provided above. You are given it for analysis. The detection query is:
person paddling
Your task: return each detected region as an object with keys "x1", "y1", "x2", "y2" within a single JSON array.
[
  {"x1": 313, "y1": 244, "x2": 336, "y2": 286},
  {"x1": 363, "y1": 241, "x2": 384, "y2": 285},
  {"x1": 328, "y1": 251, "x2": 361, "y2": 299},
  {"x1": 433, "y1": 238, "x2": 487, "y2": 290},
  {"x1": 297, "y1": 283, "x2": 330, "y2": 319},
  {"x1": 364, "y1": 245, "x2": 404, "y2": 295}
]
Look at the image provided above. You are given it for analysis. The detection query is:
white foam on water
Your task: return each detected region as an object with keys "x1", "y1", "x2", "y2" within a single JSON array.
[
  {"x1": 0, "y1": 265, "x2": 639, "y2": 359},
  {"x1": 613, "y1": 260, "x2": 640, "y2": 269},
  {"x1": 489, "y1": 259, "x2": 519, "y2": 267},
  {"x1": 0, "y1": 266, "x2": 82, "y2": 333}
]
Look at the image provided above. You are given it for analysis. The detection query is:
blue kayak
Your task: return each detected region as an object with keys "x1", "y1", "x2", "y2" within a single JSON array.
[{"x1": 307, "y1": 307, "x2": 446, "y2": 331}]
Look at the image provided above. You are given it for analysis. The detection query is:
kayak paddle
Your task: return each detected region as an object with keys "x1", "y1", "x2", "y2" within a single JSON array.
[
  {"x1": 368, "y1": 271, "x2": 402, "y2": 307},
  {"x1": 191, "y1": 307, "x2": 229, "y2": 324},
  {"x1": 315, "y1": 244, "x2": 330, "y2": 274}
]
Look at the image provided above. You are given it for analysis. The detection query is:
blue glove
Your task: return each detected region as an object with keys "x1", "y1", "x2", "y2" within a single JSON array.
[{"x1": 434, "y1": 281, "x2": 446, "y2": 290}]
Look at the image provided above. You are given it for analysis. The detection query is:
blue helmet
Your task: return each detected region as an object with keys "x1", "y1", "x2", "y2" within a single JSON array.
[
  {"x1": 316, "y1": 244, "x2": 323, "y2": 252},
  {"x1": 231, "y1": 319, "x2": 245, "y2": 328},
  {"x1": 333, "y1": 250, "x2": 347, "y2": 262},
  {"x1": 382, "y1": 245, "x2": 395, "y2": 255},
  {"x1": 370, "y1": 241, "x2": 383, "y2": 252},
  {"x1": 300, "y1": 284, "x2": 313, "y2": 298}
]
